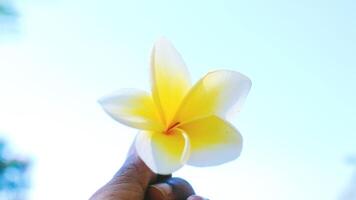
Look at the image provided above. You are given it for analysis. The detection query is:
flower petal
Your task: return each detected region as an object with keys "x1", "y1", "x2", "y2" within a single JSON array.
[
  {"x1": 179, "y1": 116, "x2": 242, "y2": 167},
  {"x1": 175, "y1": 70, "x2": 251, "y2": 123},
  {"x1": 151, "y1": 38, "x2": 191, "y2": 126},
  {"x1": 135, "y1": 129, "x2": 190, "y2": 174},
  {"x1": 99, "y1": 89, "x2": 163, "y2": 131}
]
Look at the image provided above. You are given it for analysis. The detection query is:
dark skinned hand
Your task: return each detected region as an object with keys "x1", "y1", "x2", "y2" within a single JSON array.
[{"x1": 90, "y1": 145, "x2": 208, "y2": 200}]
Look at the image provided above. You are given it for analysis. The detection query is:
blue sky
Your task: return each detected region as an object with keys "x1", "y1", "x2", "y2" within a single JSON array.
[{"x1": 1, "y1": 0, "x2": 356, "y2": 199}]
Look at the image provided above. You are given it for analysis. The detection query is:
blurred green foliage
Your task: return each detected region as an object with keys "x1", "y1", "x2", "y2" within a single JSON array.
[
  {"x1": 0, "y1": 0, "x2": 18, "y2": 34},
  {"x1": 0, "y1": 140, "x2": 30, "y2": 200},
  {"x1": 0, "y1": 0, "x2": 17, "y2": 17},
  {"x1": 0, "y1": 6, "x2": 11, "y2": 16}
]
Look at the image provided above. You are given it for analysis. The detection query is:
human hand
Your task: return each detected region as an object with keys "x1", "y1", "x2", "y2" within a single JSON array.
[{"x1": 90, "y1": 145, "x2": 207, "y2": 200}]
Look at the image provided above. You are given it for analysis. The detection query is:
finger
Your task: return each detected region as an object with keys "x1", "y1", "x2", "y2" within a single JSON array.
[
  {"x1": 165, "y1": 178, "x2": 195, "y2": 200},
  {"x1": 146, "y1": 177, "x2": 195, "y2": 200},
  {"x1": 146, "y1": 182, "x2": 173, "y2": 200}
]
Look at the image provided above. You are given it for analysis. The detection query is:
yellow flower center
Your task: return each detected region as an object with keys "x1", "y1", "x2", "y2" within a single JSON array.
[{"x1": 165, "y1": 121, "x2": 180, "y2": 135}]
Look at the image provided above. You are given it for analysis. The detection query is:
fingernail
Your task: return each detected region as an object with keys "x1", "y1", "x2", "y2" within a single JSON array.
[{"x1": 146, "y1": 183, "x2": 172, "y2": 200}]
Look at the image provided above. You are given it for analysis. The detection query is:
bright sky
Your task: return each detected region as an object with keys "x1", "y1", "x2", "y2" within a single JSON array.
[{"x1": 1, "y1": 0, "x2": 356, "y2": 199}]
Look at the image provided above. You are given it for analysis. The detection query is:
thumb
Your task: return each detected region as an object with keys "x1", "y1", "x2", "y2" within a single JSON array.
[{"x1": 90, "y1": 145, "x2": 157, "y2": 200}]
